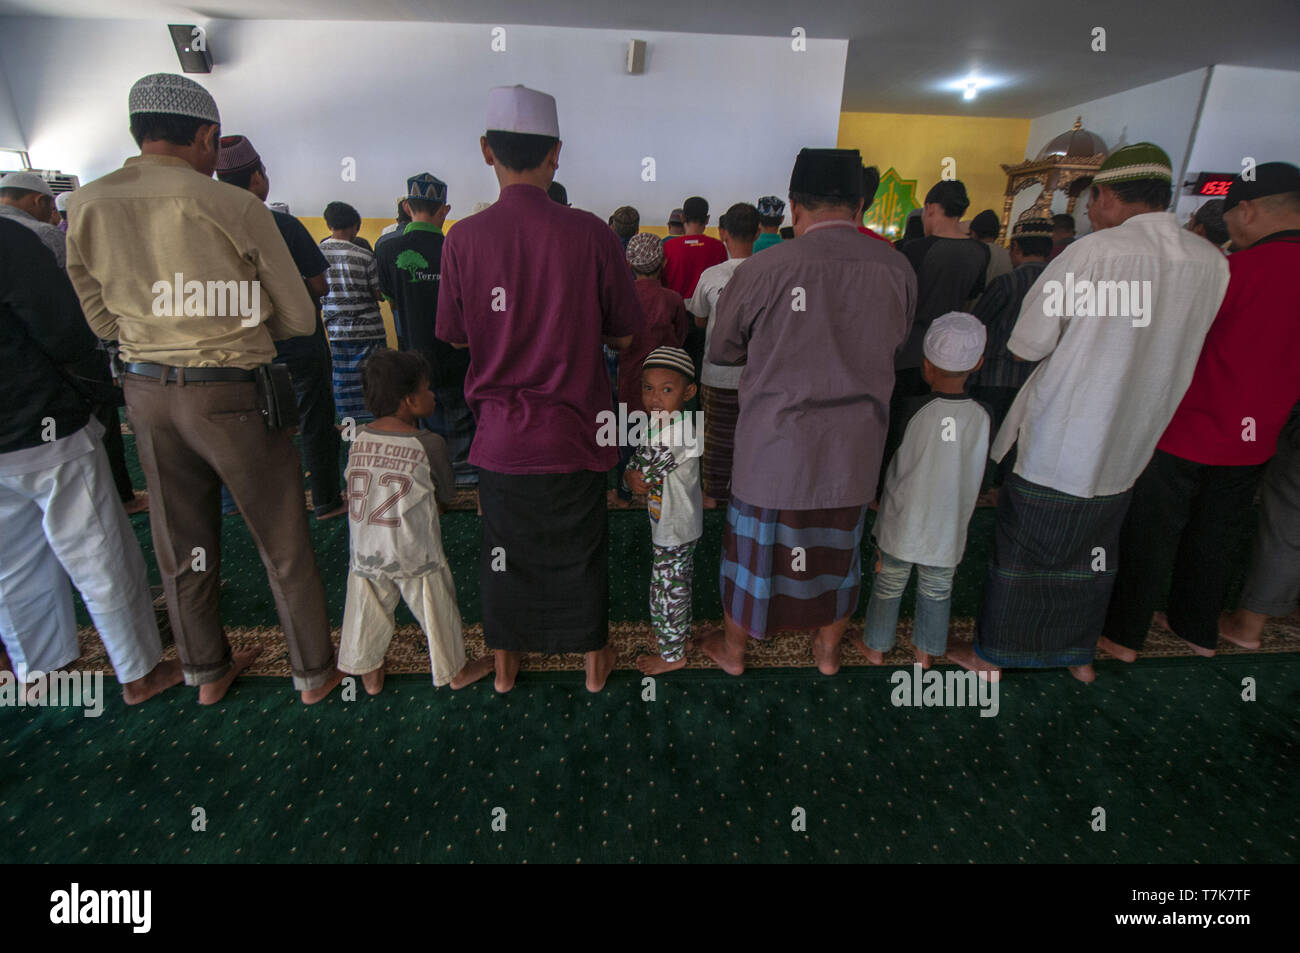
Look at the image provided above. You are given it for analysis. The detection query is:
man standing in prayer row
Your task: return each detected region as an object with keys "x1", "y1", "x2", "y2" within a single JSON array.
[
  {"x1": 688, "y1": 202, "x2": 758, "y2": 508},
  {"x1": 214, "y1": 134, "x2": 346, "y2": 520},
  {"x1": 754, "y1": 196, "x2": 785, "y2": 252},
  {"x1": 949, "y1": 142, "x2": 1230, "y2": 682},
  {"x1": 320, "y1": 201, "x2": 387, "y2": 421},
  {"x1": 1100, "y1": 162, "x2": 1300, "y2": 662},
  {"x1": 1050, "y1": 213, "x2": 1075, "y2": 259},
  {"x1": 609, "y1": 205, "x2": 639, "y2": 253},
  {"x1": 666, "y1": 208, "x2": 685, "y2": 239},
  {"x1": 66, "y1": 73, "x2": 343, "y2": 704},
  {"x1": 663, "y1": 196, "x2": 727, "y2": 380},
  {"x1": 436, "y1": 84, "x2": 643, "y2": 693},
  {"x1": 702, "y1": 148, "x2": 916, "y2": 676},
  {"x1": 0, "y1": 171, "x2": 66, "y2": 267},
  {"x1": 0, "y1": 219, "x2": 181, "y2": 705},
  {"x1": 970, "y1": 209, "x2": 1013, "y2": 289},
  {"x1": 378, "y1": 172, "x2": 476, "y2": 485}
]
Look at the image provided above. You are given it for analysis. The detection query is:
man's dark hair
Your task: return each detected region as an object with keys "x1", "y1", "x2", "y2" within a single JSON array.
[
  {"x1": 924, "y1": 180, "x2": 969, "y2": 219},
  {"x1": 396, "y1": 199, "x2": 411, "y2": 225},
  {"x1": 788, "y1": 191, "x2": 858, "y2": 214},
  {"x1": 862, "y1": 165, "x2": 881, "y2": 210},
  {"x1": 682, "y1": 196, "x2": 709, "y2": 224},
  {"x1": 1100, "y1": 178, "x2": 1172, "y2": 211},
  {"x1": 323, "y1": 201, "x2": 361, "y2": 231},
  {"x1": 1052, "y1": 213, "x2": 1075, "y2": 231},
  {"x1": 970, "y1": 209, "x2": 1001, "y2": 239},
  {"x1": 719, "y1": 203, "x2": 759, "y2": 242},
  {"x1": 547, "y1": 181, "x2": 569, "y2": 205},
  {"x1": 1010, "y1": 235, "x2": 1053, "y2": 258},
  {"x1": 362, "y1": 349, "x2": 431, "y2": 419},
  {"x1": 485, "y1": 130, "x2": 559, "y2": 173},
  {"x1": 779, "y1": 226, "x2": 794, "y2": 240},
  {"x1": 129, "y1": 112, "x2": 216, "y2": 148},
  {"x1": 406, "y1": 197, "x2": 443, "y2": 217},
  {"x1": 215, "y1": 163, "x2": 263, "y2": 192}
]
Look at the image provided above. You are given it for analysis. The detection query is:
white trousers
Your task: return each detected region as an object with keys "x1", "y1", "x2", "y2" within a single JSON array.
[
  {"x1": 338, "y1": 566, "x2": 465, "y2": 686},
  {"x1": 0, "y1": 441, "x2": 161, "y2": 683}
]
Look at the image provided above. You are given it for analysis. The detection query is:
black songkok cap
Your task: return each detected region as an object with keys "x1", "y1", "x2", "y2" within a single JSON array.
[
  {"x1": 1223, "y1": 162, "x2": 1300, "y2": 212},
  {"x1": 789, "y1": 148, "x2": 863, "y2": 202}
]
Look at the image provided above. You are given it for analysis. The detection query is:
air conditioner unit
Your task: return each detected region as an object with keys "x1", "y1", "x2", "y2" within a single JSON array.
[{"x1": 0, "y1": 169, "x2": 80, "y2": 193}]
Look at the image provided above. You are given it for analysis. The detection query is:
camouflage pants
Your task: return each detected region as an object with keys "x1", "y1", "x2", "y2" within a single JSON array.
[{"x1": 650, "y1": 541, "x2": 697, "y2": 662}]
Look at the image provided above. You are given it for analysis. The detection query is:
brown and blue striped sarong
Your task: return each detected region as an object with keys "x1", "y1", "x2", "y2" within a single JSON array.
[
  {"x1": 719, "y1": 495, "x2": 867, "y2": 638},
  {"x1": 701, "y1": 385, "x2": 739, "y2": 501},
  {"x1": 975, "y1": 473, "x2": 1133, "y2": 667}
]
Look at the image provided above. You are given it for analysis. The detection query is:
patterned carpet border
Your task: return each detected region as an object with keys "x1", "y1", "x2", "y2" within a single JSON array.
[{"x1": 72, "y1": 617, "x2": 1300, "y2": 678}]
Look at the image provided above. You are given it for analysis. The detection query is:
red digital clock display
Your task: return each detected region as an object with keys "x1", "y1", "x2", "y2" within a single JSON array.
[{"x1": 1192, "y1": 173, "x2": 1235, "y2": 196}]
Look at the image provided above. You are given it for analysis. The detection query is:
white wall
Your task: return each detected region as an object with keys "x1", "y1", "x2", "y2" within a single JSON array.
[
  {"x1": 0, "y1": 67, "x2": 24, "y2": 152},
  {"x1": 1177, "y1": 65, "x2": 1300, "y2": 220},
  {"x1": 0, "y1": 16, "x2": 846, "y2": 222},
  {"x1": 1013, "y1": 68, "x2": 1210, "y2": 234}
]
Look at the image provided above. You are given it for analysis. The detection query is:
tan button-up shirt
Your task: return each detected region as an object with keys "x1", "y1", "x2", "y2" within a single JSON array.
[{"x1": 65, "y1": 154, "x2": 315, "y2": 369}]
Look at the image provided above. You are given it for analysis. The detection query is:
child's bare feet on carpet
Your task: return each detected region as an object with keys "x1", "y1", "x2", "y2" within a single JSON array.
[
  {"x1": 123, "y1": 658, "x2": 183, "y2": 705},
  {"x1": 451, "y1": 655, "x2": 494, "y2": 689},
  {"x1": 361, "y1": 665, "x2": 385, "y2": 695},
  {"x1": 1096, "y1": 635, "x2": 1137, "y2": 663},
  {"x1": 301, "y1": 668, "x2": 346, "y2": 704},
  {"x1": 1218, "y1": 610, "x2": 1264, "y2": 649},
  {"x1": 585, "y1": 645, "x2": 617, "y2": 692},
  {"x1": 811, "y1": 631, "x2": 843, "y2": 675},
  {"x1": 696, "y1": 632, "x2": 744, "y2": 676},
  {"x1": 848, "y1": 633, "x2": 884, "y2": 665},
  {"x1": 637, "y1": 653, "x2": 686, "y2": 675},
  {"x1": 198, "y1": 645, "x2": 264, "y2": 705},
  {"x1": 913, "y1": 648, "x2": 932, "y2": 669},
  {"x1": 495, "y1": 650, "x2": 521, "y2": 693},
  {"x1": 1069, "y1": 664, "x2": 1096, "y2": 683}
]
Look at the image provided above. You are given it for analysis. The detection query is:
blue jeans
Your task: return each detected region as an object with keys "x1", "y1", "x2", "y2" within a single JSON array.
[{"x1": 863, "y1": 549, "x2": 955, "y2": 657}]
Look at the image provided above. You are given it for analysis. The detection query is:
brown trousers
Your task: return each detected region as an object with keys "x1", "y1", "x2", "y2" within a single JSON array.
[{"x1": 124, "y1": 373, "x2": 334, "y2": 690}]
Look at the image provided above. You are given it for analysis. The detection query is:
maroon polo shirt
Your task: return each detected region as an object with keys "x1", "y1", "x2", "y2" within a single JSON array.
[{"x1": 435, "y1": 184, "x2": 644, "y2": 473}]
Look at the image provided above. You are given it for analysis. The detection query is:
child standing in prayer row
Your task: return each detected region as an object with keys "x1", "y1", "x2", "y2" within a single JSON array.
[
  {"x1": 854, "y1": 313, "x2": 991, "y2": 668},
  {"x1": 337, "y1": 349, "x2": 492, "y2": 694},
  {"x1": 625, "y1": 347, "x2": 704, "y2": 674}
]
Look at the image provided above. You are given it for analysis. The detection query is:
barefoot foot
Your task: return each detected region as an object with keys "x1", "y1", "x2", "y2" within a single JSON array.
[
  {"x1": 811, "y1": 632, "x2": 843, "y2": 675},
  {"x1": 1218, "y1": 611, "x2": 1263, "y2": 650},
  {"x1": 696, "y1": 632, "x2": 744, "y2": 676},
  {"x1": 301, "y1": 668, "x2": 346, "y2": 704},
  {"x1": 494, "y1": 650, "x2": 521, "y2": 694},
  {"x1": 451, "y1": 655, "x2": 494, "y2": 690},
  {"x1": 913, "y1": 648, "x2": 933, "y2": 669},
  {"x1": 198, "y1": 645, "x2": 265, "y2": 705},
  {"x1": 1069, "y1": 663, "x2": 1096, "y2": 683},
  {"x1": 361, "y1": 665, "x2": 385, "y2": 695},
  {"x1": 122, "y1": 658, "x2": 183, "y2": 705},
  {"x1": 848, "y1": 634, "x2": 885, "y2": 665},
  {"x1": 585, "y1": 644, "x2": 617, "y2": 692},
  {"x1": 946, "y1": 642, "x2": 1001, "y2": 681},
  {"x1": 1096, "y1": 635, "x2": 1137, "y2": 663},
  {"x1": 637, "y1": 653, "x2": 687, "y2": 675}
]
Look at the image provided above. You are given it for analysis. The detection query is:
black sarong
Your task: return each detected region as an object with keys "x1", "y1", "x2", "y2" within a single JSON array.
[{"x1": 478, "y1": 468, "x2": 608, "y2": 653}]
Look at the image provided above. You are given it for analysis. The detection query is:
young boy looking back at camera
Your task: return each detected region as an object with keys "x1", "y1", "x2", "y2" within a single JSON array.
[
  {"x1": 338, "y1": 349, "x2": 492, "y2": 694},
  {"x1": 625, "y1": 347, "x2": 703, "y2": 675}
]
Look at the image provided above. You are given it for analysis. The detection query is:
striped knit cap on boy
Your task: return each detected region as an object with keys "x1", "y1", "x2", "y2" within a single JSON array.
[
  {"x1": 128, "y1": 73, "x2": 220, "y2": 123},
  {"x1": 626, "y1": 232, "x2": 664, "y2": 273},
  {"x1": 215, "y1": 135, "x2": 261, "y2": 176},
  {"x1": 641, "y1": 346, "x2": 695, "y2": 383},
  {"x1": 1092, "y1": 142, "x2": 1173, "y2": 186}
]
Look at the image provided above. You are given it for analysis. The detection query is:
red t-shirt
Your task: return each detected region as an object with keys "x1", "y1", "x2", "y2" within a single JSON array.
[
  {"x1": 435, "y1": 184, "x2": 645, "y2": 473},
  {"x1": 1157, "y1": 231, "x2": 1300, "y2": 466},
  {"x1": 618, "y1": 280, "x2": 688, "y2": 413},
  {"x1": 662, "y1": 233, "x2": 727, "y2": 300}
]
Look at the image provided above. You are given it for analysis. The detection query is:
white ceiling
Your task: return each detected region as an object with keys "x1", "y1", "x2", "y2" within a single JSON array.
[{"x1": 3, "y1": 0, "x2": 1298, "y2": 116}]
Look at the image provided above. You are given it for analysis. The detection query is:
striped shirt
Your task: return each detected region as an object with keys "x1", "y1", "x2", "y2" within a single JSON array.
[
  {"x1": 319, "y1": 238, "x2": 384, "y2": 341},
  {"x1": 968, "y1": 260, "x2": 1047, "y2": 390}
]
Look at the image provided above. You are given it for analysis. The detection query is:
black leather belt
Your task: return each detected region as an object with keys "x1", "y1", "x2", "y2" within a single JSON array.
[{"x1": 125, "y1": 362, "x2": 256, "y2": 382}]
